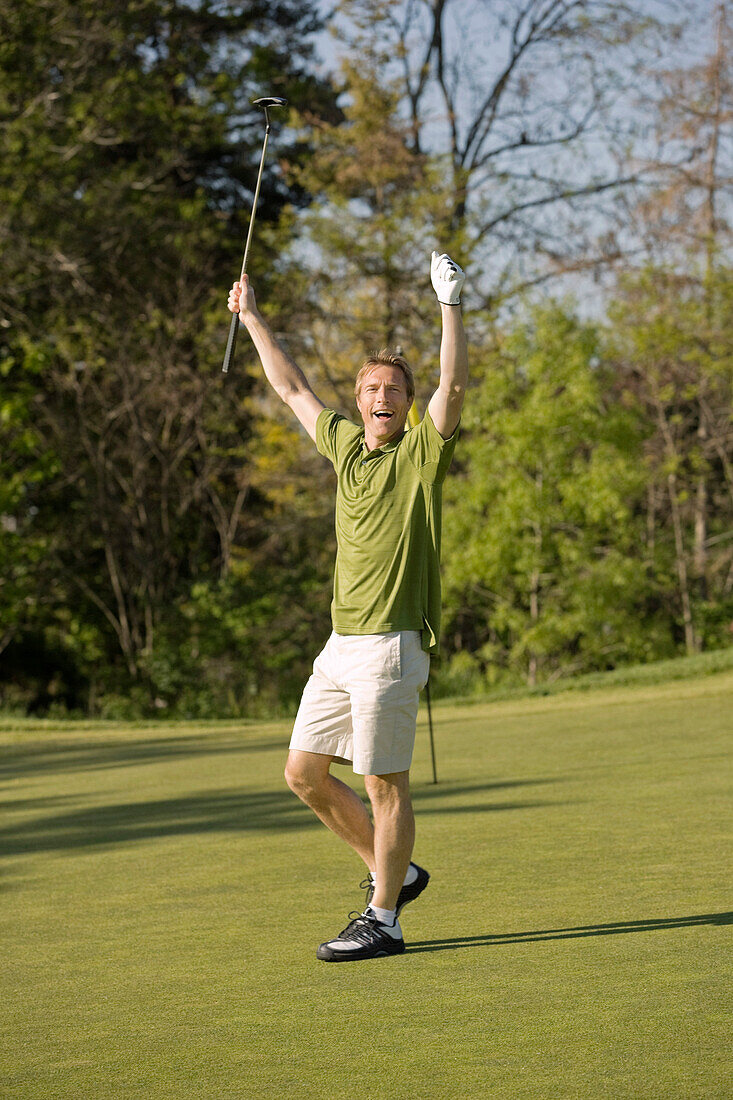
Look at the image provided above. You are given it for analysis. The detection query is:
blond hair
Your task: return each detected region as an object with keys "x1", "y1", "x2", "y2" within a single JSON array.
[{"x1": 354, "y1": 349, "x2": 415, "y2": 403}]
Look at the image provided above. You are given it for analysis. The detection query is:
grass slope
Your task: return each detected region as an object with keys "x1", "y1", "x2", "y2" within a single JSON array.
[{"x1": 1, "y1": 670, "x2": 731, "y2": 1098}]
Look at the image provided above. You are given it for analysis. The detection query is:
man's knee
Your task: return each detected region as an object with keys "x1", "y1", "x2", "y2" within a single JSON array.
[
  {"x1": 284, "y1": 750, "x2": 331, "y2": 805},
  {"x1": 364, "y1": 770, "x2": 411, "y2": 811}
]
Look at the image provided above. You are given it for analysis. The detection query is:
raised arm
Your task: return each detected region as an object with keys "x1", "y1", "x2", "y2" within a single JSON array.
[
  {"x1": 228, "y1": 276, "x2": 324, "y2": 443},
  {"x1": 427, "y1": 253, "x2": 468, "y2": 440}
]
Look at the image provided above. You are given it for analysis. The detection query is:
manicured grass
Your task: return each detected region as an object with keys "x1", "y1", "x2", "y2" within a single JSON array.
[
  {"x1": 440, "y1": 644, "x2": 733, "y2": 705},
  {"x1": 1, "y1": 670, "x2": 731, "y2": 1098}
]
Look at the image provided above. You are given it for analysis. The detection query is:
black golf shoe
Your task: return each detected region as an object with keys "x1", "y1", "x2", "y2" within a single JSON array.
[
  {"x1": 316, "y1": 910, "x2": 406, "y2": 962},
  {"x1": 360, "y1": 862, "x2": 430, "y2": 916}
]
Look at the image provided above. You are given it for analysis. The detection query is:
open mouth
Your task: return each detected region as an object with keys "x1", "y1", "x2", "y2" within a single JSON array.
[{"x1": 374, "y1": 411, "x2": 394, "y2": 421}]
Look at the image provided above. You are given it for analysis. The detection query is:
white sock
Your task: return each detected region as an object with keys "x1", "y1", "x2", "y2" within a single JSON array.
[
  {"x1": 403, "y1": 862, "x2": 419, "y2": 886},
  {"x1": 369, "y1": 862, "x2": 418, "y2": 889},
  {"x1": 367, "y1": 905, "x2": 402, "y2": 938}
]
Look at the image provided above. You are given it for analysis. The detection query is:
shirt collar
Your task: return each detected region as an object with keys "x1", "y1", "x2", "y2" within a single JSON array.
[{"x1": 360, "y1": 429, "x2": 406, "y2": 460}]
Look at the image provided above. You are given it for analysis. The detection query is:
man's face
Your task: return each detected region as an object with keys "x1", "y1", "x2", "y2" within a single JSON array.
[{"x1": 356, "y1": 365, "x2": 411, "y2": 446}]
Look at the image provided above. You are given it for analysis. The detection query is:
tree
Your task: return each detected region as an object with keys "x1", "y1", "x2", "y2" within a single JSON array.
[
  {"x1": 0, "y1": 0, "x2": 331, "y2": 326},
  {"x1": 626, "y1": 1, "x2": 732, "y2": 271},
  {"x1": 605, "y1": 6, "x2": 733, "y2": 652},
  {"x1": 0, "y1": 343, "x2": 58, "y2": 660},
  {"x1": 440, "y1": 302, "x2": 655, "y2": 690},
  {"x1": 282, "y1": 52, "x2": 458, "y2": 417},
  {"x1": 608, "y1": 264, "x2": 733, "y2": 654},
  {"x1": 0, "y1": 0, "x2": 336, "y2": 711},
  {"x1": 332, "y1": 0, "x2": 683, "y2": 304}
]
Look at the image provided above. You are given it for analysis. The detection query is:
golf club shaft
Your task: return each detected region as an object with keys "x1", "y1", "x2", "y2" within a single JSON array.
[
  {"x1": 425, "y1": 673, "x2": 438, "y2": 784},
  {"x1": 222, "y1": 123, "x2": 271, "y2": 375}
]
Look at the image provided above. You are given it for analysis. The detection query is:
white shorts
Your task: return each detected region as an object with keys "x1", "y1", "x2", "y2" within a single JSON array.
[{"x1": 289, "y1": 631, "x2": 430, "y2": 775}]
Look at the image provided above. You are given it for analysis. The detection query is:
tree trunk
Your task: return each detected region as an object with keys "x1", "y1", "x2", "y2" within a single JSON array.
[
  {"x1": 528, "y1": 566, "x2": 539, "y2": 687},
  {"x1": 693, "y1": 419, "x2": 708, "y2": 598},
  {"x1": 646, "y1": 483, "x2": 656, "y2": 559},
  {"x1": 667, "y1": 470, "x2": 698, "y2": 654},
  {"x1": 528, "y1": 495, "x2": 543, "y2": 687}
]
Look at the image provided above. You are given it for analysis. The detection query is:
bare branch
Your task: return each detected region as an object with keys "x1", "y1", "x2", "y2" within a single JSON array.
[{"x1": 475, "y1": 174, "x2": 639, "y2": 239}]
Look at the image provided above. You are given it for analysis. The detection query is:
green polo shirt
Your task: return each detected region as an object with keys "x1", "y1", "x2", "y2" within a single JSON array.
[{"x1": 316, "y1": 407, "x2": 458, "y2": 653}]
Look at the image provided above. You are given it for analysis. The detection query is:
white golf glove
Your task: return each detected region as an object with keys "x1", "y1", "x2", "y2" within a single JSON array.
[{"x1": 431, "y1": 251, "x2": 465, "y2": 306}]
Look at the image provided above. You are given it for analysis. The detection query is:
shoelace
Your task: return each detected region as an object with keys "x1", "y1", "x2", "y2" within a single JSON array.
[{"x1": 336, "y1": 911, "x2": 389, "y2": 945}]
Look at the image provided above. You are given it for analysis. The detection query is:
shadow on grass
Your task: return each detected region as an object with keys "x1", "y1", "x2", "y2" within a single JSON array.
[
  {"x1": 0, "y1": 779, "x2": 562, "y2": 858},
  {"x1": 412, "y1": 780, "x2": 558, "y2": 800},
  {"x1": 0, "y1": 735, "x2": 290, "y2": 780},
  {"x1": 0, "y1": 788, "x2": 316, "y2": 856},
  {"x1": 411, "y1": 779, "x2": 564, "y2": 817},
  {"x1": 406, "y1": 911, "x2": 733, "y2": 953}
]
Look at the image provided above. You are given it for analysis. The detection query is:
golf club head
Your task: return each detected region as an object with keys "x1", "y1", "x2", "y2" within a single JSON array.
[{"x1": 253, "y1": 96, "x2": 288, "y2": 111}]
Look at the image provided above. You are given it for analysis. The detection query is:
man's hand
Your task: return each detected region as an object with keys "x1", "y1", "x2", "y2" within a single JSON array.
[
  {"x1": 430, "y1": 251, "x2": 465, "y2": 306},
  {"x1": 227, "y1": 275, "x2": 258, "y2": 323},
  {"x1": 226, "y1": 274, "x2": 324, "y2": 442}
]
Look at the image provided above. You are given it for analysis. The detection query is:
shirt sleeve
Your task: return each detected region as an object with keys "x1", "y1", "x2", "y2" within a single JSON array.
[
  {"x1": 403, "y1": 408, "x2": 459, "y2": 484},
  {"x1": 315, "y1": 409, "x2": 361, "y2": 470}
]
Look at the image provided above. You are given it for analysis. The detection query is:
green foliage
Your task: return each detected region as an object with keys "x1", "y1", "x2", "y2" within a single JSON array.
[
  {"x1": 1, "y1": 3, "x2": 731, "y2": 717},
  {"x1": 0, "y1": 340, "x2": 61, "y2": 664},
  {"x1": 0, "y1": 0, "x2": 335, "y2": 713},
  {"x1": 608, "y1": 263, "x2": 733, "y2": 652},
  {"x1": 440, "y1": 302, "x2": 669, "y2": 690}
]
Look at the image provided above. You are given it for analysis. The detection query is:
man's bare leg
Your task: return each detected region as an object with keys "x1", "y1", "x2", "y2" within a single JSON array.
[
  {"x1": 364, "y1": 770, "x2": 414, "y2": 912},
  {"x1": 284, "y1": 749, "x2": 375, "y2": 870}
]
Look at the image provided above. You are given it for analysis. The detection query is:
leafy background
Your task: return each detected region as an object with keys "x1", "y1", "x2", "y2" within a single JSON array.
[{"x1": 1, "y1": 0, "x2": 731, "y2": 716}]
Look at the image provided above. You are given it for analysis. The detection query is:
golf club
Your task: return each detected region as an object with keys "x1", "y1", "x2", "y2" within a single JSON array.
[
  {"x1": 425, "y1": 674, "x2": 438, "y2": 784},
  {"x1": 222, "y1": 95, "x2": 287, "y2": 375}
]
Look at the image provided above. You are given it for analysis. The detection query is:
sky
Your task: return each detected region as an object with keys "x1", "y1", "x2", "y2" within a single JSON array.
[
  {"x1": 310, "y1": 0, "x2": 723, "y2": 76},
  {"x1": 297, "y1": 0, "x2": 729, "y2": 315}
]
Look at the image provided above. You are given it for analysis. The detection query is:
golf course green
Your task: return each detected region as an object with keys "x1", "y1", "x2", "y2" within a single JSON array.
[{"x1": 2, "y1": 665, "x2": 731, "y2": 1098}]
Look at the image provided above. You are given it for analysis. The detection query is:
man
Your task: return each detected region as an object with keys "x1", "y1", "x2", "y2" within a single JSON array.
[{"x1": 227, "y1": 252, "x2": 467, "y2": 961}]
